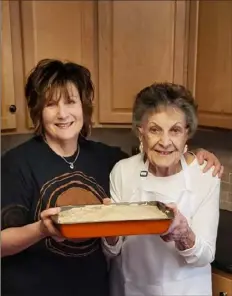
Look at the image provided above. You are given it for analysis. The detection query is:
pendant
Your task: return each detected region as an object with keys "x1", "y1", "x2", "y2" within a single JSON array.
[{"x1": 70, "y1": 163, "x2": 74, "y2": 169}]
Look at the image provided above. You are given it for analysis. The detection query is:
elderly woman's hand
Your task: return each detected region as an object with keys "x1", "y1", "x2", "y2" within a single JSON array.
[
  {"x1": 195, "y1": 148, "x2": 224, "y2": 178},
  {"x1": 160, "y1": 203, "x2": 196, "y2": 251}
]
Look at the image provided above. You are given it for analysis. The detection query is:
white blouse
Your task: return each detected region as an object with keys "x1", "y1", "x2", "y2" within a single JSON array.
[{"x1": 108, "y1": 153, "x2": 221, "y2": 296}]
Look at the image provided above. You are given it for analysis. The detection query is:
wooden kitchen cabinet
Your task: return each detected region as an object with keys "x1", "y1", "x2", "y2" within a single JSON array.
[
  {"x1": 212, "y1": 268, "x2": 232, "y2": 296},
  {"x1": 187, "y1": 1, "x2": 232, "y2": 129},
  {"x1": 98, "y1": 0, "x2": 189, "y2": 123},
  {"x1": 1, "y1": 0, "x2": 232, "y2": 133},
  {"x1": 20, "y1": 0, "x2": 98, "y2": 127},
  {"x1": 1, "y1": 0, "x2": 98, "y2": 133},
  {"x1": 1, "y1": 0, "x2": 17, "y2": 130}
]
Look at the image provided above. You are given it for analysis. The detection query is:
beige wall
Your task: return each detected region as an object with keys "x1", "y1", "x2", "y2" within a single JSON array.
[{"x1": 2, "y1": 127, "x2": 232, "y2": 211}]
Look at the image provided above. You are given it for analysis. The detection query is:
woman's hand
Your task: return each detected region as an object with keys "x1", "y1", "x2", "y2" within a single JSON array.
[
  {"x1": 1, "y1": 208, "x2": 64, "y2": 257},
  {"x1": 103, "y1": 198, "x2": 119, "y2": 245},
  {"x1": 160, "y1": 203, "x2": 195, "y2": 251},
  {"x1": 195, "y1": 148, "x2": 224, "y2": 177},
  {"x1": 39, "y1": 207, "x2": 64, "y2": 242}
]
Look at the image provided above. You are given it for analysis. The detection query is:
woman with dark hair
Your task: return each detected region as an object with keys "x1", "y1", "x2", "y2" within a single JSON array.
[
  {"x1": 1, "y1": 59, "x2": 222, "y2": 296},
  {"x1": 1, "y1": 59, "x2": 125, "y2": 296},
  {"x1": 110, "y1": 83, "x2": 222, "y2": 296}
]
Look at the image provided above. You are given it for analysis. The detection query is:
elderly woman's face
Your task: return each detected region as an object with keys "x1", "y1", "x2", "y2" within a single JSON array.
[
  {"x1": 139, "y1": 106, "x2": 188, "y2": 169},
  {"x1": 42, "y1": 82, "x2": 83, "y2": 142}
]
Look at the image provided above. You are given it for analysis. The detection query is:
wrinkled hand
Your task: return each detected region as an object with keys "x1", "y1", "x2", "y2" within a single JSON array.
[
  {"x1": 39, "y1": 207, "x2": 64, "y2": 242},
  {"x1": 103, "y1": 198, "x2": 119, "y2": 245},
  {"x1": 196, "y1": 148, "x2": 224, "y2": 178},
  {"x1": 160, "y1": 203, "x2": 195, "y2": 250}
]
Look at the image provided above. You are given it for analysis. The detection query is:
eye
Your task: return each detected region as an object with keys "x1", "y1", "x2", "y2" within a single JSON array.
[
  {"x1": 66, "y1": 97, "x2": 77, "y2": 104},
  {"x1": 150, "y1": 127, "x2": 160, "y2": 134},
  {"x1": 170, "y1": 127, "x2": 181, "y2": 134},
  {"x1": 46, "y1": 101, "x2": 56, "y2": 107},
  {"x1": 68, "y1": 100, "x2": 76, "y2": 104}
]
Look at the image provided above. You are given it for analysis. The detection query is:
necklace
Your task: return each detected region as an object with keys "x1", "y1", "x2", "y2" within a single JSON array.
[
  {"x1": 43, "y1": 137, "x2": 80, "y2": 169},
  {"x1": 61, "y1": 146, "x2": 80, "y2": 169}
]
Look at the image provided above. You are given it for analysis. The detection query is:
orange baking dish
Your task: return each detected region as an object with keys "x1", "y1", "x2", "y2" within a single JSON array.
[{"x1": 51, "y1": 201, "x2": 174, "y2": 239}]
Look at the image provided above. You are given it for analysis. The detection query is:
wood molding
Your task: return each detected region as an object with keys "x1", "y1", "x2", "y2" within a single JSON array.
[
  {"x1": 186, "y1": 0, "x2": 199, "y2": 97},
  {"x1": 1, "y1": 0, "x2": 16, "y2": 130},
  {"x1": 173, "y1": 0, "x2": 190, "y2": 86}
]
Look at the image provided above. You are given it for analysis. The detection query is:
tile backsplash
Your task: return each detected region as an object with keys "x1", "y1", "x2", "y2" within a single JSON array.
[
  {"x1": 1, "y1": 127, "x2": 232, "y2": 211},
  {"x1": 188, "y1": 128, "x2": 232, "y2": 212}
]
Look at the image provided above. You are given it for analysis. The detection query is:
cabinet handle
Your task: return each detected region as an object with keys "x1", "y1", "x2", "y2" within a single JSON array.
[
  {"x1": 9, "y1": 104, "x2": 17, "y2": 113},
  {"x1": 219, "y1": 292, "x2": 227, "y2": 296}
]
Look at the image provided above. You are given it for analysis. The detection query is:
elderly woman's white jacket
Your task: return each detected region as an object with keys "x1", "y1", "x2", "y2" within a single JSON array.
[{"x1": 109, "y1": 153, "x2": 220, "y2": 296}]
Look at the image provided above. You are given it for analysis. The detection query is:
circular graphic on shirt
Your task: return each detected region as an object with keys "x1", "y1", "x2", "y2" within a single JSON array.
[{"x1": 35, "y1": 171, "x2": 109, "y2": 257}]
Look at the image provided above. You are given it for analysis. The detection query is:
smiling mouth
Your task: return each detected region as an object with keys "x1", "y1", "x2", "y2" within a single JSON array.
[
  {"x1": 55, "y1": 122, "x2": 74, "y2": 129},
  {"x1": 155, "y1": 150, "x2": 174, "y2": 155}
]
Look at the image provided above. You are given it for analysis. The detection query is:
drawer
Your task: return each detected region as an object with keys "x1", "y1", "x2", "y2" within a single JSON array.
[{"x1": 212, "y1": 268, "x2": 232, "y2": 296}]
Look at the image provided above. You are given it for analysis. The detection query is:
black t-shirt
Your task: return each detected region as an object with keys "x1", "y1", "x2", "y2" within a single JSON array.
[{"x1": 1, "y1": 136, "x2": 128, "y2": 296}]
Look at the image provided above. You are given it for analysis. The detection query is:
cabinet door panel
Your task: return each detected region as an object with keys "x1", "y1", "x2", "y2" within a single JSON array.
[
  {"x1": 212, "y1": 270, "x2": 232, "y2": 296},
  {"x1": 98, "y1": 1, "x2": 188, "y2": 123},
  {"x1": 1, "y1": 0, "x2": 17, "y2": 130},
  {"x1": 20, "y1": 1, "x2": 97, "y2": 127},
  {"x1": 189, "y1": 1, "x2": 232, "y2": 129}
]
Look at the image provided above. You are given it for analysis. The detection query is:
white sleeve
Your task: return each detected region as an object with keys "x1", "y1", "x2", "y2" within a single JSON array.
[
  {"x1": 177, "y1": 180, "x2": 220, "y2": 267},
  {"x1": 101, "y1": 162, "x2": 124, "y2": 258},
  {"x1": 109, "y1": 161, "x2": 124, "y2": 203}
]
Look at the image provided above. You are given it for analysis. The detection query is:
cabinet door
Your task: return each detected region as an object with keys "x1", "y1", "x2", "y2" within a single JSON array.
[
  {"x1": 1, "y1": 0, "x2": 17, "y2": 130},
  {"x1": 20, "y1": 0, "x2": 98, "y2": 127},
  {"x1": 212, "y1": 271, "x2": 232, "y2": 296},
  {"x1": 98, "y1": 1, "x2": 189, "y2": 123},
  {"x1": 188, "y1": 1, "x2": 232, "y2": 129}
]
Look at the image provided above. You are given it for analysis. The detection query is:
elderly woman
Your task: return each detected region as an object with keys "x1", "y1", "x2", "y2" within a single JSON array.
[
  {"x1": 110, "y1": 83, "x2": 221, "y2": 296},
  {"x1": 1, "y1": 60, "x2": 221, "y2": 296}
]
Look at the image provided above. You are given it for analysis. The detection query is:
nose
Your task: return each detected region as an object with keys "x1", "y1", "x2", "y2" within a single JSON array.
[
  {"x1": 57, "y1": 102, "x2": 68, "y2": 119},
  {"x1": 159, "y1": 132, "x2": 172, "y2": 148}
]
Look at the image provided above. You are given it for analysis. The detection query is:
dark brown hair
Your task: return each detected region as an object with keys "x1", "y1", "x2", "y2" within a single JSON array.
[
  {"x1": 25, "y1": 58, "x2": 94, "y2": 137},
  {"x1": 132, "y1": 82, "x2": 198, "y2": 138}
]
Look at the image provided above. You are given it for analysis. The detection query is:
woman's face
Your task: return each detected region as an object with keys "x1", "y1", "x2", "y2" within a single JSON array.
[
  {"x1": 42, "y1": 82, "x2": 83, "y2": 143},
  {"x1": 139, "y1": 106, "x2": 188, "y2": 169}
]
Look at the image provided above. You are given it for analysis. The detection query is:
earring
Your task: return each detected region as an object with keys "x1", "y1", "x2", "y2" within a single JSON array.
[
  {"x1": 139, "y1": 141, "x2": 143, "y2": 153},
  {"x1": 183, "y1": 144, "x2": 188, "y2": 154}
]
